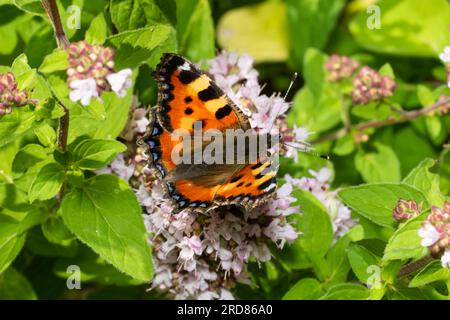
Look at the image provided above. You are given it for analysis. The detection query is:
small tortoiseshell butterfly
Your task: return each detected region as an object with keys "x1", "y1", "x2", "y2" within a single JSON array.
[{"x1": 142, "y1": 53, "x2": 278, "y2": 212}]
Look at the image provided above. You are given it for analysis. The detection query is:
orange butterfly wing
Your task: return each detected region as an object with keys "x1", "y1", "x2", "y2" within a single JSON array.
[
  {"x1": 144, "y1": 53, "x2": 277, "y2": 211},
  {"x1": 153, "y1": 53, "x2": 250, "y2": 133},
  {"x1": 168, "y1": 160, "x2": 277, "y2": 210}
]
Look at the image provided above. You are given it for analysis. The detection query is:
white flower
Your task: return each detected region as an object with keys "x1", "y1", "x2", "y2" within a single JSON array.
[
  {"x1": 293, "y1": 125, "x2": 309, "y2": 143},
  {"x1": 441, "y1": 250, "x2": 450, "y2": 268},
  {"x1": 152, "y1": 265, "x2": 172, "y2": 288},
  {"x1": 106, "y1": 68, "x2": 133, "y2": 98},
  {"x1": 263, "y1": 218, "x2": 298, "y2": 248},
  {"x1": 219, "y1": 289, "x2": 235, "y2": 300},
  {"x1": 309, "y1": 167, "x2": 332, "y2": 183},
  {"x1": 178, "y1": 236, "x2": 203, "y2": 260},
  {"x1": 251, "y1": 242, "x2": 271, "y2": 262},
  {"x1": 136, "y1": 184, "x2": 154, "y2": 208},
  {"x1": 418, "y1": 222, "x2": 440, "y2": 247},
  {"x1": 69, "y1": 78, "x2": 98, "y2": 106},
  {"x1": 110, "y1": 154, "x2": 134, "y2": 181},
  {"x1": 135, "y1": 117, "x2": 149, "y2": 134},
  {"x1": 197, "y1": 291, "x2": 219, "y2": 300},
  {"x1": 439, "y1": 46, "x2": 450, "y2": 63}
]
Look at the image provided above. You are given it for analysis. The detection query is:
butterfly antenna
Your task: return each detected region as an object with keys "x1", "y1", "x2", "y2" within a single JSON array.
[
  {"x1": 267, "y1": 72, "x2": 298, "y2": 134},
  {"x1": 284, "y1": 142, "x2": 330, "y2": 160},
  {"x1": 283, "y1": 72, "x2": 298, "y2": 101}
]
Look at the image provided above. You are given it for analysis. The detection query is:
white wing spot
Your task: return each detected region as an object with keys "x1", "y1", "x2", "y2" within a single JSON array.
[{"x1": 178, "y1": 62, "x2": 191, "y2": 71}]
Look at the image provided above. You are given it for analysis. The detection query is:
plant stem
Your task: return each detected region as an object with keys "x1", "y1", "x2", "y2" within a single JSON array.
[
  {"x1": 57, "y1": 100, "x2": 69, "y2": 151},
  {"x1": 398, "y1": 255, "x2": 435, "y2": 278},
  {"x1": 41, "y1": 0, "x2": 69, "y2": 47},
  {"x1": 313, "y1": 97, "x2": 450, "y2": 144},
  {"x1": 41, "y1": 0, "x2": 70, "y2": 152},
  {"x1": 41, "y1": 0, "x2": 70, "y2": 202}
]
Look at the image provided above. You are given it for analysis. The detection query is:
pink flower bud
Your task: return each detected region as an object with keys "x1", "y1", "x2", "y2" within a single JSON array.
[
  {"x1": 393, "y1": 199, "x2": 422, "y2": 222},
  {"x1": 351, "y1": 66, "x2": 396, "y2": 105},
  {"x1": 325, "y1": 54, "x2": 360, "y2": 82}
]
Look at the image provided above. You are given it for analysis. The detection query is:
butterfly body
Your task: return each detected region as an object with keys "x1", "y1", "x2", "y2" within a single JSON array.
[{"x1": 142, "y1": 53, "x2": 278, "y2": 212}]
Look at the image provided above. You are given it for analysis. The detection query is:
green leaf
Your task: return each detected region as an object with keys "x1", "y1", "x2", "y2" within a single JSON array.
[
  {"x1": 0, "y1": 267, "x2": 37, "y2": 299},
  {"x1": 12, "y1": 144, "x2": 48, "y2": 174},
  {"x1": 393, "y1": 127, "x2": 437, "y2": 176},
  {"x1": 109, "y1": 0, "x2": 175, "y2": 32},
  {"x1": 425, "y1": 115, "x2": 446, "y2": 146},
  {"x1": 303, "y1": 48, "x2": 326, "y2": 99},
  {"x1": 333, "y1": 134, "x2": 355, "y2": 156},
  {"x1": 403, "y1": 158, "x2": 446, "y2": 206},
  {"x1": 286, "y1": 0, "x2": 346, "y2": 68},
  {"x1": 106, "y1": 24, "x2": 177, "y2": 69},
  {"x1": 28, "y1": 163, "x2": 65, "y2": 203},
  {"x1": 326, "y1": 235, "x2": 352, "y2": 284},
  {"x1": 92, "y1": 91, "x2": 134, "y2": 140},
  {"x1": 320, "y1": 283, "x2": 369, "y2": 300},
  {"x1": 379, "y1": 63, "x2": 395, "y2": 79},
  {"x1": 282, "y1": 278, "x2": 323, "y2": 300},
  {"x1": 354, "y1": 143, "x2": 401, "y2": 183},
  {"x1": 0, "y1": 232, "x2": 25, "y2": 275},
  {"x1": 0, "y1": 183, "x2": 32, "y2": 212},
  {"x1": 42, "y1": 215, "x2": 75, "y2": 245},
  {"x1": 293, "y1": 189, "x2": 333, "y2": 257},
  {"x1": 347, "y1": 244, "x2": 380, "y2": 284},
  {"x1": 339, "y1": 183, "x2": 427, "y2": 227},
  {"x1": 13, "y1": 0, "x2": 44, "y2": 15},
  {"x1": 25, "y1": 227, "x2": 78, "y2": 258},
  {"x1": 417, "y1": 85, "x2": 435, "y2": 107},
  {"x1": 177, "y1": 0, "x2": 214, "y2": 61},
  {"x1": 85, "y1": 13, "x2": 108, "y2": 44},
  {"x1": 409, "y1": 261, "x2": 450, "y2": 287},
  {"x1": 0, "y1": 209, "x2": 43, "y2": 273},
  {"x1": 217, "y1": 0, "x2": 288, "y2": 63},
  {"x1": 0, "y1": 108, "x2": 37, "y2": 148},
  {"x1": 54, "y1": 245, "x2": 145, "y2": 286},
  {"x1": 33, "y1": 122, "x2": 57, "y2": 148},
  {"x1": 439, "y1": 148, "x2": 450, "y2": 195},
  {"x1": 275, "y1": 240, "x2": 312, "y2": 270},
  {"x1": 0, "y1": 139, "x2": 20, "y2": 182},
  {"x1": 383, "y1": 213, "x2": 428, "y2": 261},
  {"x1": 11, "y1": 53, "x2": 31, "y2": 77},
  {"x1": 69, "y1": 138, "x2": 126, "y2": 170},
  {"x1": 39, "y1": 49, "x2": 69, "y2": 74},
  {"x1": 288, "y1": 84, "x2": 343, "y2": 134},
  {"x1": 0, "y1": 23, "x2": 18, "y2": 55},
  {"x1": 349, "y1": 0, "x2": 450, "y2": 57},
  {"x1": 60, "y1": 174, "x2": 153, "y2": 281}
]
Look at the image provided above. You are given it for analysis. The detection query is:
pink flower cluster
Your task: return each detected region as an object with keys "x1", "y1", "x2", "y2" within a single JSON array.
[
  {"x1": 98, "y1": 52, "x2": 317, "y2": 299},
  {"x1": 99, "y1": 52, "x2": 359, "y2": 299},
  {"x1": 324, "y1": 54, "x2": 397, "y2": 105},
  {"x1": 0, "y1": 72, "x2": 33, "y2": 115},
  {"x1": 393, "y1": 199, "x2": 422, "y2": 222},
  {"x1": 285, "y1": 168, "x2": 356, "y2": 240},
  {"x1": 351, "y1": 66, "x2": 396, "y2": 105},
  {"x1": 206, "y1": 51, "x2": 310, "y2": 161},
  {"x1": 138, "y1": 178, "x2": 298, "y2": 299},
  {"x1": 325, "y1": 54, "x2": 360, "y2": 82},
  {"x1": 66, "y1": 41, "x2": 132, "y2": 106},
  {"x1": 418, "y1": 201, "x2": 450, "y2": 268}
]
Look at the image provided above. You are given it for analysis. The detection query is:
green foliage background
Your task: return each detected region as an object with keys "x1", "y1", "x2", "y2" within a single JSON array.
[{"x1": 0, "y1": 0, "x2": 450, "y2": 300}]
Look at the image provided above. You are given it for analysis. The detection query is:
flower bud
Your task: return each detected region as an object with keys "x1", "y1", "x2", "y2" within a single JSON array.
[
  {"x1": 0, "y1": 72, "x2": 32, "y2": 116},
  {"x1": 351, "y1": 66, "x2": 396, "y2": 105},
  {"x1": 325, "y1": 54, "x2": 360, "y2": 82},
  {"x1": 393, "y1": 199, "x2": 422, "y2": 222}
]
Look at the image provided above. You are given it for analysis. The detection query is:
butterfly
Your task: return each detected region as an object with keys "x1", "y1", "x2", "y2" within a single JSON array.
[{"x1": 141, "y1": 53, "x2": 278, "y2": 212}]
